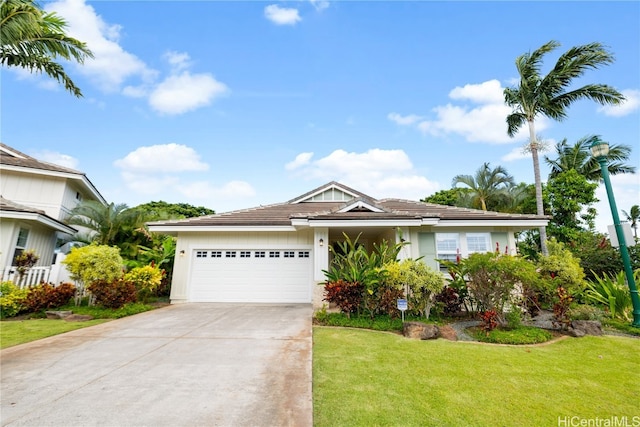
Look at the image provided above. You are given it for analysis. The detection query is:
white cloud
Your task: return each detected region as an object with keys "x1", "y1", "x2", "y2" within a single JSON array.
[
  {"x1": 310, "y1": 0, "x2": 330, "y2": 11},
  {"x1": 148, "y1": 72, "x2": 229, "y2": 115},
  {"x1": 286, "y1": 148, "x2": 440, "y2": 200},
  {"x1": 388, "y1": 112, "x2": 424, "y2": 126},
  {"x1": 448, "y1": 80, "x2": 505, "y2": 104},
  {"x1": 286, "y1": 152, "x2": 314, "y2": 170},
  {"x1": 31, "y1": 150, "x2": 79, "y2": 169},
  {"x1": 47, "y1": 0, "x2": 154, "y2": 92},
  {"x1": 163, "y1": 51, "x2": 192, "y2": 72},
  {"x1": 501, "y1": 146, "x2": 531, "y2": 162},
  {"x1": 264, "y1": 4, "x2": 302, "y2": 25},
  {"x1": 179, "y1": 180, "x2": 256, "y2": 200},
  {"x1": 392, "y1": 79, "x2": 550, "y2": 144},
  {"x1": 114, "y1": 143, "x2": 209, "y2": 173},
  {"x1": 598, "y1": 89, "x2": 640, "y2": 117}
]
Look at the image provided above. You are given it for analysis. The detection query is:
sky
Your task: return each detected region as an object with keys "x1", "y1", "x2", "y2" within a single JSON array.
[{"x1": 2, "y1": 0, "x2": 639, "y2": 234}]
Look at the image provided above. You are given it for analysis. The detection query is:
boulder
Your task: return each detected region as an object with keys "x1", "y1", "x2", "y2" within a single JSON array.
[
  {"x1": 403, "y1": 322, "x2": 440, "y2": 340},
  {"x1": 570, "y1": 320, "x2": 603, "y2": 336},
  {"x1": 438, "y1": 325, "x2": 457, "y2": 341}
]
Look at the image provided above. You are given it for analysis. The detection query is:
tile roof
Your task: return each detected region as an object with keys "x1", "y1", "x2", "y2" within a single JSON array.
[
  {"x1": 148, "y1": 182, "x2": 548, "y2": 228},
  {"x1": 0, "y1": 143, "x2": 84, "y2": 175}
]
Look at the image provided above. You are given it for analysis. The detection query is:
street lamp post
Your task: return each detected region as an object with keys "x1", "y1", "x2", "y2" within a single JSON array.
[{"x1": 590, "y1": 138, "x2": 640, "y2": 327}]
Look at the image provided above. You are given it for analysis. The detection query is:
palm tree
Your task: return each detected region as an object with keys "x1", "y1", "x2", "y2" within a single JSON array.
[
  {"x1": 622, "y1": 205, "x2": 639, "y2": 240},
  {"x1": 452, "y1": 162, "x2": 515, "y2": 211},
  {"x1": 504, "y1": 41, "x2": 625, "y2": 255},
  {"x1": 66, "y1": 201, "x2": 151, "y2": 258},
  {"x1": 545, "y1": 135, "x2": 636, "y2": 181},
  {"x1": 1, "y1": 0, "x2": 92, "y2": 97}
]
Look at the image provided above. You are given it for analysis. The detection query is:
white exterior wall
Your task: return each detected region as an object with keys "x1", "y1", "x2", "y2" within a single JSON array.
[
  {"x1": 0, "y1": 172, "x2": 67, "y2": 219},
  {"x1": 170, "y1": 230, "x2": 314, "y2": 303},
  {"x1": 0, "y1": 219, "x2": 57, "y2": 268}
]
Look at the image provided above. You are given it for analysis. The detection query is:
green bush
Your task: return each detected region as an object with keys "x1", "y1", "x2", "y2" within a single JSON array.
[
  {"x1": 124, "y1": 264, "x2": 163, "y2": 302},
  {"x1": 568, "y1": 304, "x2": 606, "y2": 321},
  {"x1": 584, "y1": 271, "x2": 633, "y2": 320},
  {"x1": 536, "y1": 239, "x2": 586, "y2": 303},
  {"x1": 505, "y1": 307, "x2": 523, "y2": 329},
  {"x1": 0, "y1": 281, "x2": 28, "y2": 318},
  {"x1": 88, "y1": 279, "x2": 137, "y2": 309},
  {"x1": 24, "y1": 282, "x2": 76, "y2": 313},
  {"x1": 469, "y1": 326, "x2": 553, "y2": 344},
  {"x1": 62, "y1": 244, "x2": 124, "y2": 299},
  {"x1": 386, "y1": 259, "x2": 444, "y2": 319}
]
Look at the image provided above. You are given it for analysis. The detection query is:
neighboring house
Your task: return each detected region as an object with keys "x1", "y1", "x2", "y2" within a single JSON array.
[
  {"x1": 0, "y1": 143, "x2": 106, "y2": 273},
  {"x1": 148, "y1": 181, "x2": 549, "y2": 308}
]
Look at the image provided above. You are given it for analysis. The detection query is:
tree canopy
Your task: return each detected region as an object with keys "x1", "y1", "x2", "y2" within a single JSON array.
[
  {"x1": 134, "y1": 201, "x2": 215, "y2": 219},
  {"x1": 1, "y1": 0, "x2": 92, "y2": 97}
]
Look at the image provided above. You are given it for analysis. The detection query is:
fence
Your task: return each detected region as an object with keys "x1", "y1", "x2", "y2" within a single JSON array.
[{"x1": 1, "y1": 266, "x2": 52, "y2": 288}]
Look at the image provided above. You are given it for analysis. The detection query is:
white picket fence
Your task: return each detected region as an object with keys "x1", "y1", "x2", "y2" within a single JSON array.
[{"x1": 1, "y1": 253, "x2": 74, "y2": 289}]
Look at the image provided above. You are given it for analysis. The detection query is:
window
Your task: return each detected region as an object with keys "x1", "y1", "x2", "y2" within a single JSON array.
[
  {"x1": 12, "y1": 228, "x2": 29, "y2": 264},
  {"x1": 269, "y1": 251, "x2": 280, "y2": 258},
  {"x1": 436, "y1": 233, "x2": 459, "y2": 265},
  {"x1": 75, "y1": 191, "x2": 83, "y2": 201},
  {"x1": 211, "y1": 251, "x2": 222, "y2": 258},
  {"x1": 196, "y1": 251, "x2": 208, "y2": 258},
  {"x1": 255, "y1": 251, "x2": 265, "y2": 258},
  {"x1": 467, "y1": 233, "x2": 491, "y2": 253},
  {"x1": 283, "y1": 251, "x2": 295, "y2": 258},
  {"x1": 225, "y1": 251, "x2": 237, "y2": 258},
  {"x1": 240, "y1": 251, "x2": 251, "y2": 258},
  {"x1": 298, "y1": 251, "x2": 310, "y2": 258}
]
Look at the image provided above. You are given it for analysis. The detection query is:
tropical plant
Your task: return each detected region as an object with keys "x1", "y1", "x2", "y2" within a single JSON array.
[
  {"x1": 0, "y1": 0, "x2": 93, "y2": 97},
  {"x1": 62, "y1": 244, "x2": 124, "y2": 304},
  {"x1": 66, "y1": 201, "x2": 152, "y2": 259},
  {"x1": 14, "y1": 249, "x2": 39, "y2": 285},
  {"x1": 622, "y1": 205, "x2": 639, "y2": 240},
  {"x1": 546, "y1": 169, "x2": 598, "y2": 243},
  {"x1": 451, "y1": 162, "x2": 515, "y2": 211},
  {"x1": 124, "y1": 264, "x2": 163, "y2": 303},
  {"x1": 135, "y1": 201, "x2": 215, "y2": 220},
  {"x1": 504, "y1": 40, "x2": 625, "y2": 255},
  {"x1": 0, "y1": 281, "x2": 28, "y2": 318},
  {"x1": 385, "y1": 259, "x2": 444, "y2": 319},
  {"x1": 545, "y1": 135, "x2": 636, "y2": 181},
  {"x1": 584, "y1": 270, "x2": 635, "y2": 320},
  {"x1": 535, "y1": 239, "x2": 586, "y2": 306},
  {"x1": 23, "y1": 282, "x2": 75, "y2": 313},
  {"x1": 421, "y1": 187, "x2": 473, "y2": 207},
  {"x1": 463, "y1": 252, "x2": 540, "y2": 324}
]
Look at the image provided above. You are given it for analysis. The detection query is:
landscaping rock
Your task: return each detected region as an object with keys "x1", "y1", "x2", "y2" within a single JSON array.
[
  {"x1": 439, "y1": 325, "x2": 457, "y2": 341},
  {"x1": 570, "y1": 320, "x2": 603, "y2": 336},
  {"x1": 64, "y1": 314, "x2": 94, "y2": 322},
  {"x1": 45, "y1": 311, "x2": 72, "y2": 319},
  {"x1": 403, "y1": 322, "x2": 439, "y2": 340},
  {"x1": 568, "y1": 328, "x2": 586, "y2": 338}
]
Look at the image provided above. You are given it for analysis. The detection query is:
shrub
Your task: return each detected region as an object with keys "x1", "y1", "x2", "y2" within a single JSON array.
[
  {"x1": 480, "y1": 309, "x2": 499, "y2": 333},
  {"x1": 24, "y1": 282, "x2": 76, "y2": 312},
  {"x1": 88, "y1": 279, "x2": 137, "y2": 309},
  {"x1": 568, "y1": 304, "x2": 606, "y2": 321},
  {"x1": 553, "y1": 286, "x2": 573, "y2": 329},
  {"x1": 62, "y1": 244, "x2": 124, "y2": 302},
  {"x1": 386, "y1": 259, "x2": 444, "y2": 319},
  {"x1": 0, "y1": 281, "x2": 28, "y2": 318},
  {"x1": 14, "y1": 250, "x2": 40, "y2": 285},
  {"x1": 470, "y1": 326, "x2": 553, "y2": 344},
  {"x1": 323, "y1": 280, "x2": 364, "y2": 316},
  {"x1": 435, "y1": 286, "x2": 463, "y2": 315},
  {"x1": 505, "y1": 306, "x2": 523, "y2": 330},
  {"x1": 584, "y1": 271, "x2": 633, "y2": 321},
  {"x1": 124, "y1": 264, "x2": 163, "y2": 302},
  {"x1": 536, "y1": 239, "x2": 586, "y2": 304}
]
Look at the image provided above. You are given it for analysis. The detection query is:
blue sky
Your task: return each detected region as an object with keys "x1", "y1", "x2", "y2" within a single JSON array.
[{"x1": 2, "y1": 0, "x2": 639, "y2": 233}]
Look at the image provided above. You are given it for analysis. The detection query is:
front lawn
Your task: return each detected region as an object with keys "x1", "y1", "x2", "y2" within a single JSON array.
[
  {"x1": 0, "y1": 318, "x2": 109, "y2": 349},
  {"x1": 313, "y1": 327, "x2": 640, "y2": 427}
]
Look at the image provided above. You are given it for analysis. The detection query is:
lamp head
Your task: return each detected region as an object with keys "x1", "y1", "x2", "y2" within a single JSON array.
[{"x1": 589, "y1": 138, "x2": 610, "y2": 159}]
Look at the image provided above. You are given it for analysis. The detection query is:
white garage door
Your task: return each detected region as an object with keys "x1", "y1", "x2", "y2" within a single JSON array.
[{"x1": 189, "y1": 248, "x2": 313, "y2": 303}]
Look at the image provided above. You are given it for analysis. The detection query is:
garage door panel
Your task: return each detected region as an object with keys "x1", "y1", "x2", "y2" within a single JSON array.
[{"x1": 189, "y1": 248, "x2": 312, "y2": 303}]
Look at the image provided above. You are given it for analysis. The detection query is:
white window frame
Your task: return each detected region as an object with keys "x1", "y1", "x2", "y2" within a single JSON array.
[{"x1": 435, "y1": 232, "x2": 492, "y2": 272}]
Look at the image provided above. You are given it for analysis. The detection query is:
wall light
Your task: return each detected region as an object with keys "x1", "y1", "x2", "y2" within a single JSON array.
[
  {"x1": 319, "y1": 238, "x2": 324, "y2": 247},
  {"x1": 179, "y1": 250, "x2": 185, "y2": 257}
]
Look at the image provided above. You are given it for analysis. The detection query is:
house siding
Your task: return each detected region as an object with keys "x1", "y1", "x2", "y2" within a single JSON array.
[
  {"x1": 0, "y1": 219, "x2": 56, "y2": 268},
  {"x1": 0, "y1": 172, "x2": 67, "y2": 220}
]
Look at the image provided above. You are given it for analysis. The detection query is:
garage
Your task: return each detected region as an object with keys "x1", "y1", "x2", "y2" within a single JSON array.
[{"x1": 189, "y1": 248, "x2": 313, "y2": 303}]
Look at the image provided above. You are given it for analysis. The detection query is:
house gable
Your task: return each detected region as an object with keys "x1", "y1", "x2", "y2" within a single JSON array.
[{"x1": 289, "y1": 181, "x2": 368, "y2": 204}]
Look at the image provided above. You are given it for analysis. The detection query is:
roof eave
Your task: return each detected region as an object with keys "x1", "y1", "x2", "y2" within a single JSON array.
[{"x1": 0, "y1": 211, "x2": 78, "y2": 234}]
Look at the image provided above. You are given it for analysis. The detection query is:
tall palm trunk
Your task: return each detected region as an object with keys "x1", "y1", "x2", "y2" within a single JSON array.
[{"x1": 528, "y1": 119, "x2": 548, "y2": 255}]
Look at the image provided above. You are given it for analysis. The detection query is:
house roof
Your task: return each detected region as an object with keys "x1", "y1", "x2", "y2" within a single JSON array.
[
  {"x1": 0, "y1": 143, "x2": 107, "y2": 205},
  {"x1": 0, "y1": 196, "x2": 77, "y2": 235},
  {"x1": 148, "y1": 182, "x2": 549, "y2": 232}
]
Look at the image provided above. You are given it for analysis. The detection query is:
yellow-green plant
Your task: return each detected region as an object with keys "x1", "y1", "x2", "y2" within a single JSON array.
[
  {"x1": 124, "y1": 264, "x2": 163, "y2": 302},
  {"x1": 62, "y1": 244, "x2": 124, "y2": 304},
  {"x1": 0, "y1": 281, "x2": 28, "y2": 318},
  {"x1": 386, "y1": 259, "x2": 444, "y2": 319}
]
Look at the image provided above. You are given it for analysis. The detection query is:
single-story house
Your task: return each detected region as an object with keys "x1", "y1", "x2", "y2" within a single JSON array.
[{"x1": 147, "y1": 181, "x2": 549, "y2": 307}]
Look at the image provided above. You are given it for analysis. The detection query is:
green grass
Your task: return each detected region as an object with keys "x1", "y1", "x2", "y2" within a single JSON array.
[
  {"x1": 314, "y1": 312, "x2": 443, "y2": 331},
  {"x1": 313, "y1": 327, "x2": 640, "y2": 427},
  {"x1": 468, "y1": 326, "x2": 554, "y2": 344},
  {"x1": 55, "y1": 302, "x2": 157, "y2": 319},
  {"x1": 603, "y1": 318, "x2": 640, "y2": 336},
  {"x1": 0, "y1": 318, "x2": 109, "y2": 349}
]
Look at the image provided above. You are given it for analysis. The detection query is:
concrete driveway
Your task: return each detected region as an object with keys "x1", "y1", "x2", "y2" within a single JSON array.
[{"x1": 1, "y1": 303, "x2": 313, "y2": 427}]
